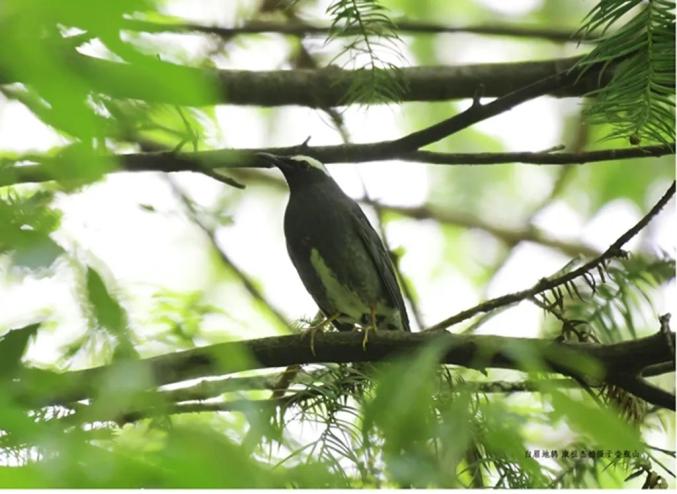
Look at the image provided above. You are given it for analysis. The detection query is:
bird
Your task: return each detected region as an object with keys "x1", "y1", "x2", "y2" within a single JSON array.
[{"x1": 259, "y1": 153, "x2": 410, "y2": 344}]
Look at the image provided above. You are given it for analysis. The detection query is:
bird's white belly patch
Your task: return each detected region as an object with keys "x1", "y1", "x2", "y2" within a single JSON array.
[{"x1": 309, "y1": 248, "x2": 402, "y2": 329}]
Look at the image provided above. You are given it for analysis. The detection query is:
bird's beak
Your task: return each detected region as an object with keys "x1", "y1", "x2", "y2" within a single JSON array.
[
  {"x1": 257, "y1": 152, "x2": 302, "y2": 178},
  {"x1": 257, "y1": 152, "x2": 286, "y2": 170}
]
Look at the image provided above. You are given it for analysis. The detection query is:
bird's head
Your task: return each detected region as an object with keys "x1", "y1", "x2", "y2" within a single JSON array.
[{"x1": 258, "y1": 153, "x2": 331, "y2": 188}]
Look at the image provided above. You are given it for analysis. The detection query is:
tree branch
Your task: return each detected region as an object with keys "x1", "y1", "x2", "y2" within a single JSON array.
[
  {"x1": 12, "y1": 323, "x2": 675, "y2": 410},
  {"x1": 0, "y1": 54, "x2": 605, "y2": 107},
  {"x1": 643, "y1": 361, "x2": 675, "y2": 377},
  {"x1": 367, "y1": 201, "x2": 600, "y2": 258},
  {"x1": 165, "y1": 176, "x2": 291, "y2": 330},
  {"x1": 404, "y1": 144, "x2": 675, "y2": 165},
  {"x1": 67, "y1": 378, "x2": 600, "y2": 425},
  {"x1": 426, "y1": 181, "x2": 676, "y2": 331},
  {"x1": 122, "y1": 19, "x2": 597, "y2": 43},
  {"x1": 0, "y1": 54, "x2": 668, "y2": 190},
  {"x1": 386, "y1": 67, "x2": 586, "y2": 152},
  {"x1": 161, "y1": 374, "x2": 277, "y2": 402},
  {"x1": 163, "y1": 374, "x2": 594, "y2": 405},
  {"x1": 2, "y1": 144, "x2": 673, "y2": 189},
  {"x1": 608, "y1": 375, "x2": 675, "y2": 410}
]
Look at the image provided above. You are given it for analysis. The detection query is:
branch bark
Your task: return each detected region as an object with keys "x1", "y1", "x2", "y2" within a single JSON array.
[
  {"x1": 2, "y1": 140, "x2": 673, "y2": 191},
  {"x1": 13, "y1": 327, "x2": 675, "y2": 410},
  {"x1": 0, "y1": 54, "x2": 605, "y2": 107},
  {"x1": 1, "y1": 143, "x2": 672, "y2": 189},
  {"x1": 404, "y1": 145, "x2": 675, "y2": 165}
]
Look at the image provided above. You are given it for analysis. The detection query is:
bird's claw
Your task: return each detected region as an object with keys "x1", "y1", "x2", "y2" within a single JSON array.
[
  {"x1": 362, "y1": 306, "x2": 378, "y2": 351},
  {"x1": 361, "y1": 327, "x2": 370, "y2": 351},
  {"x1": 302, "y1": 314, "x2": 338, "y2": 356},
  {"x1": 304, "y1": 326, "x2": 323, "y2": 356}
]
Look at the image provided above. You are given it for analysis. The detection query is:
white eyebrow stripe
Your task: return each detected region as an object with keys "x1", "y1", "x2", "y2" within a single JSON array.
[{"x1": 290, "y1": 155, "x2": 329, "y2": 174}]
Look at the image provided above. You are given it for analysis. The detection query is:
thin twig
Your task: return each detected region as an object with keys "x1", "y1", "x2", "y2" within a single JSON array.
[
  {"x1": 67, "y1": 377, "x2": 605, "y2": 426},
  {"x1": 645, "y1": 443, "x2": 676, "y2": 457},
  {"x1": 425, "y1": 182, "x2": 676, "y2": 331},
  {"x1": 403, "y1": 145, "x2": 675, "y2": 165},
  {"x1": 160, "y1": 375, "x2": 275, "y2": 402},
  {"x1": 366, "y1": 201, "x2": 599, "y2": 258},
  {"x1": 161, "y1": 371, "x2": 592, "y2": 404},
  {"x1": 121, "y1": 19, "x2": 598, "y2": 43},
  {"x1": 3, "y1": 144, "x2": 673, "y2": 188},
  {"x1": 165, "y1": 176, "x2": 291, "y2": 330},
  {"x1": 388, "y1": 70, "x2": 583, "y2": 152}
]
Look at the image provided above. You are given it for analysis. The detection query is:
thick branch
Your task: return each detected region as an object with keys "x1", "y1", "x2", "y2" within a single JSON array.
[
  {"x1": 13, "y1": 327, "x2": 675, "y2": 410},
  {"x1": 0, "y1": 55, "x2": 603, "y2": 107},
  {"x1": 609, "y1": 375, "x2": 675, "y2": 411},
  {"x1": 0, "y1": 56, "x2": 668, "y2": 190}
]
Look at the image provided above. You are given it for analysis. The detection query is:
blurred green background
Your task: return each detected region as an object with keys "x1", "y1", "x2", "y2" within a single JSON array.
[{"x1": 0, "y1": 0, "x2": 674, "y2": 488}]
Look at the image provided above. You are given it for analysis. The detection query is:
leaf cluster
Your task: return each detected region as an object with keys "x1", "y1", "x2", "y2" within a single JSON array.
[
  {"x1": 576, "y1": 0, "x2": 676, "y2": 145},
  {"x1": 265, "y1": 340, "x2": 659, "y2": 488},
  {"x1": 326, "y1": 0, "x2": 408, "y2": 104},
  {"x1": 535, "y1": 255, "x2": 675, "y2": 344},
  {"x1": 0, "y1": 191, "x2": 63, "y2": 271}
]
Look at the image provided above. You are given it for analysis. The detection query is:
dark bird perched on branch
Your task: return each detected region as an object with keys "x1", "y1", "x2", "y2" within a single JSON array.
[{"x1": 260, "y1": 153, "x2": 410, "y2": 341}]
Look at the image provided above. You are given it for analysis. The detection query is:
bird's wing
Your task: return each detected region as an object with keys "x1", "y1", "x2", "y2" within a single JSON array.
[{"x1": 349, "y1": 203, "x2": 410, "y2": 331}]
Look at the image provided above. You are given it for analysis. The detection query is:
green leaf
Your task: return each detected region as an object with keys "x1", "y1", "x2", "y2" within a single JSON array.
[
  {"x1": 0, "y1": 191, "x2": 63, "y2": 270},
  {"x1": 0, "y1": 323, "x2": 40, "y2": 377},
  {"x1": 9, "y1": 231, "x2": 64, "y2": 270},
  {"x1": 84, "y1": 266, "x2": 137, "y2": 359},
  {"x1": 549, "y1": 390, "x2": 644, "y2": 451},
  {"x1": 86, "y1": 267, "x2": 126, "y2": 334},
  {"x1": 363, "y1": 342, "x2": 461, "y2": 486},
  {"x1": 576, "y1": 0, "x2": 676, "y2": 144},
  {"x1": 326, "y1": 0, "x2": 407, "y2": 105}
]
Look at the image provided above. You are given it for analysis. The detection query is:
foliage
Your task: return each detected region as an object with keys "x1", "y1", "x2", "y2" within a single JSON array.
[
  {"x1": 326, "y1": 0, "x2": 408, "y2": 104},
  {"x1": 0, "y1": 0, "x2": 674, "y2": 489},
  {"x1": 0, "y1": 191, "x2": 63, "y2": 271},
  {"x1": 531, "y1": 254, "x2": 675, "y2": 343},
  {"x1": 558, "y1": 256, "x2": 674, "y2": 343},
  {"x1": 576, "y1": 0, "x2": 676, "y2": 145}
]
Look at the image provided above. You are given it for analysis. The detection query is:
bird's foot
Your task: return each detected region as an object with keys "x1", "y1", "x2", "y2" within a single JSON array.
[
  {"x1": 303, "y1": 314, "x2": 338, "y2": 356},
  {"x1": 361, "y1": 327, "x2": 373, "y2": 351},
  {"x1": 361, "y1": 306, "x2": 378, "y2": 351}
]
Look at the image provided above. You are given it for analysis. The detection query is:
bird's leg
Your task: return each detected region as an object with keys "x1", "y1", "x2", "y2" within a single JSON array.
[
  {"x1": 362, "y1": 305, "x2": 378, "y2": 351},
  {"x1": 303, "y1": 313, "x2": 339, "y2": 356}
]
